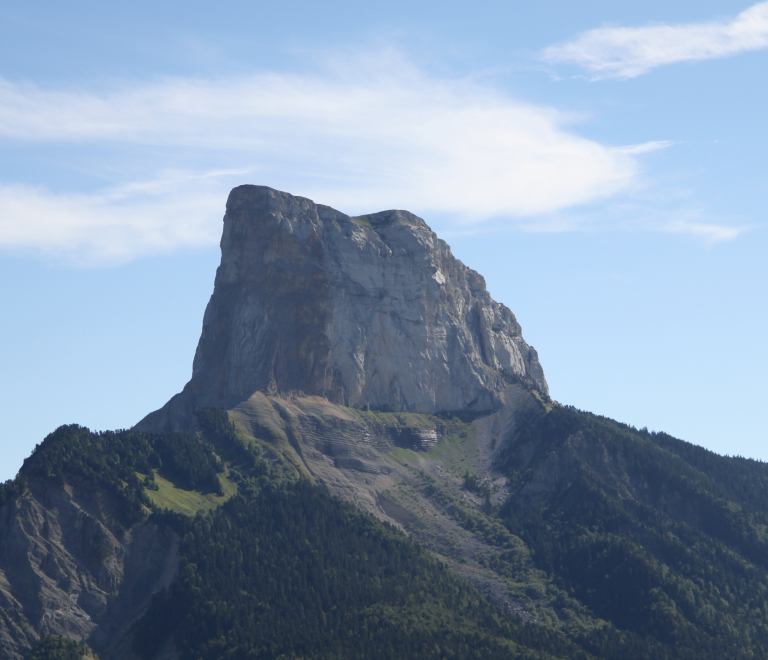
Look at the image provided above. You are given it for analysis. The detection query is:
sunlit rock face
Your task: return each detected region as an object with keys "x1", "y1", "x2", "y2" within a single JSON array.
[{"x1": 184, "y1": 185, "x2": 547, "y2": 414}]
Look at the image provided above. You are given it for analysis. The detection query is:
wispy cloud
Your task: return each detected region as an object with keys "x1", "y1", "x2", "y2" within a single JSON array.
[
  {"x1": 618, "y1": 141, "x2": 678, "y2": 155},
  {"x1": 0, "y1": 52, "x2": 667, "y2": 263},
  {"x1": 664, "y1": 219, "x2": 749, "y2": 244},
  {"x1": 0, "y1": 174, "x2": 229, "y2": 265},
  {"x1": 543, "y1": 2, "x2": 768, "y2": 79},
  {"x1": 458, "y1": 200, "x2": 751, "y2": 246}
]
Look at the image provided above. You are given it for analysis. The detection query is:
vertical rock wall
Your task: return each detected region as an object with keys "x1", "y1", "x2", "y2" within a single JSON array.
[{"x1": 181, "y1": 185, "x2": 546, "y2": 415}]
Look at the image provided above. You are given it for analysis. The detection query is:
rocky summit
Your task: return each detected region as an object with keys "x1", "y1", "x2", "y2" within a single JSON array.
[
  {"x1": 149, "y1": 185, "x2": 546, "y2": 425},
  {"x1": 133, "y1": 185, "x2": 551, "y2": 586}
]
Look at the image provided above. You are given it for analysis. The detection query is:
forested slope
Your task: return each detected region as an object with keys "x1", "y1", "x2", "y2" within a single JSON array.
[
  {"x1": 6, "y1": 404, "x2": 768, "y2": 659},
  {"x1": 3, "y1": 410, "x2": 580, "y2": 660},
  {"x1": 496, "y1": 404, "x2": 768, "y2": 659}
]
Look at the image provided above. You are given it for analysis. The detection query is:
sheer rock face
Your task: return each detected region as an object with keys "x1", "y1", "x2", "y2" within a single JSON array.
[{"x1": 184, "y1": 185, "x2": 547, "y2": 414}]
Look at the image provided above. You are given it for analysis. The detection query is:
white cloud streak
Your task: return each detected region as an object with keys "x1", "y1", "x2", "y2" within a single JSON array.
[
  {"x1": 543, "y1": 2, "x2": 768, "y2": 79},
  {"x1": 0, "y1": 54, "x2": 668, "y2": 262},
  {"x1": 664, "y1": 219, "x2": 749, "y2": 244},
  {"x1": 0, "y1": 173, "x2": 233, "y2": 265}
]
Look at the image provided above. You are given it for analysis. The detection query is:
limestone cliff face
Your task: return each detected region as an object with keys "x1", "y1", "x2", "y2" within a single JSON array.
[{"x1": 183, "y1": 185, "x2": 546, "y2": 414}]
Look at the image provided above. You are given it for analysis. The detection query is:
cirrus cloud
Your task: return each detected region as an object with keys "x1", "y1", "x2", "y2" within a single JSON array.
[
  {"x1": 0, "y1": 54, "x2": 671, "y2": 263},
  {"x1": 0, "y1": 175, "x2": 230, "y2": 266},
  {"x1": 543, "y1": 2, "x2": 768, "y2": 79}
]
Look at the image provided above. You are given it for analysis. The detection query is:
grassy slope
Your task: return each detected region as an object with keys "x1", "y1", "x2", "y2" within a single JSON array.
[{"x1": 141, "y1": 470, "x2": 237, "y2": 515}]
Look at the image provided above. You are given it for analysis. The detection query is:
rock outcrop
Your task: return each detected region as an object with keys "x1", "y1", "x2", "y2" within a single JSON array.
[
  {"x1": 131, "y1": 185, "x2": 551, "y2": 632},
  {"x1": 0, "y1": 479, "x2": 178, "y2": 659},
  {"x1": 144, "y1": 185, "x2": 546, "y2": 428}
]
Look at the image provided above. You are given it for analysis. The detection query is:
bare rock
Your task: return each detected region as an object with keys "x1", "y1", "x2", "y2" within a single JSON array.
[
  {"x1": 0, "y1": 480, "x2": 178, "y2": 660},
  {"x1": 143, "y1": 185, "x2": 546, "y2": 428}
]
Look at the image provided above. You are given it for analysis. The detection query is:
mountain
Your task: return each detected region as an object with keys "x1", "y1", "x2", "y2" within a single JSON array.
[
  {"x1": 142, "y1": 184, "x2": 546, "y2": 424},
  {"x1": 2, "y1": 185, "x2": 768, "y2": 660}
]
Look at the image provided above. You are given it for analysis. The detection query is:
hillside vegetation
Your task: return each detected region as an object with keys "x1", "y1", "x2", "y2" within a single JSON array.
[
  {"x1": 25, "y1": 636, "x2": 97, "y2": 660},
  {"x1": 7, "y1": 404, "x2": 768, "y2": 659},
  {"x1": 496, "y1": 404, "x2": 768, "y2": 659}
]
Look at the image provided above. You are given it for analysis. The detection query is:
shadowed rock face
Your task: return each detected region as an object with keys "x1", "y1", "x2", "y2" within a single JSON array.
[{"x1": 182, "y1": 185, "x2": 547, "y2": 414}]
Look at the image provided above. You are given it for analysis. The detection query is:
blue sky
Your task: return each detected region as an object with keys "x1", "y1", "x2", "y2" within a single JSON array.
[{"x1": 1, "y1": 0, "x2": 766, "y2": 481}]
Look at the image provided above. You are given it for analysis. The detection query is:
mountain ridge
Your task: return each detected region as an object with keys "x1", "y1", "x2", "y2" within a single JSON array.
[{"x1": 2, "y1": 185, "x2": 767, "y2": 660}]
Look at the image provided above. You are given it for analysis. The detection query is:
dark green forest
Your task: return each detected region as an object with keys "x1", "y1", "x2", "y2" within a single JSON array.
[
  {"x1": 497, "y1": 405, "x2": 768, "y2": 659},
  {"x1": 25, "y1": 636, "x2": 95, "y2": 660},
  {"x1": 135, "y1": 483, "x2": 587, "y2": 660},
  {"x1": 10, "y1": 405, "x2": 768, "y2": 659},
  {"x1": 14, "y1": 423, "x2": 224, "y2": 526}
]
